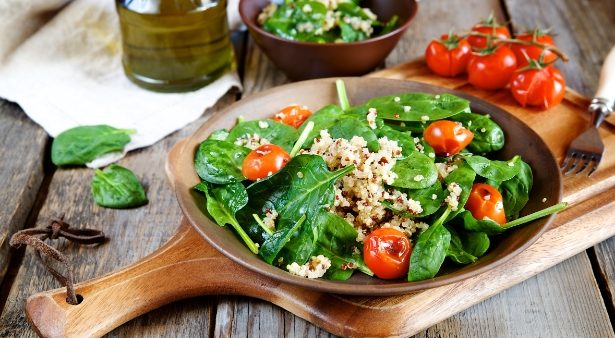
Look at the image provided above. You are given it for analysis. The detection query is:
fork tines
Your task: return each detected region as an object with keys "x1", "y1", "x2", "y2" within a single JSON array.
[{"x1": 560, "y1": 151, "x2": 601, "y2": 176}]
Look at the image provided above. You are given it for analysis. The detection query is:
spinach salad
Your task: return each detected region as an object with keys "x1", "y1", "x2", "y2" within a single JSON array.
[
  {"x1": 193, "y1": 80, "x2": 566, "y2": 282},
  {"x1": 258, "y1": 0, "x2": 398, "y2": 43}
]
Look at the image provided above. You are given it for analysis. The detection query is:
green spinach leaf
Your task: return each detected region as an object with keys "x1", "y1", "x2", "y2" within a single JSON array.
[
  {"x1": 498, "y1": 160, "x2": 533, "y2": 220},
  {"x1": 444, "y1": 161, "x2": 477, "y2": 220},
  {"x1": 445, "y1": 225, "x2": 477, "y2": 264},
  {"x1": 459, "y1": 210, "x2": 504, "y2": 235},
  {"x1": 408, "y1": 208, "x2": 452, "y2": 281},
  {"x1": 351, "y1": 93, "x2": 469, "y2": 122},
  {"x1": 451, "y1": 113, "x2": 504, "y2": 154},
  {"x1": 298, "y1": 104, "x2": 346, "y2": 148},
  {"x1": 207, "y1": 129, "x2": 230, "y2": 141},
  {"x1": 464, "y1": 155, "x2": 522, "y2": 182},
  {"x1": 91, "y1": 164, "x2": 147, "y2": 208},
  {"x1": 391, "y1": 152, "x2": 438, "y2": 189},
  {"x1": 194, "y1": 140, "x2": 250, "y2": 184},
  {"x1": 52, "y1": 125, "x2": 135, "y2": 166},
  {"x1": 405, "y1": 181, "x2": 447, "y2": 217},
  {"x1": 227, "y1": 119, "x2": 299, "y2": 153},
  {"x1": 246, "y1": 155, "x2": 354, "y2": 263},
  {"x1": 375, "y1": 125, "x2": 416, "y2": 157},
  {"x1": 329, "y1": 116, "x2": 379, "y2": 152}
]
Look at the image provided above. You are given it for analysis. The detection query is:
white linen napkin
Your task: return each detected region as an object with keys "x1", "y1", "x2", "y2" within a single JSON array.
[{"x1": 0, "y1": 0, "x2": 243, "y2": 168}]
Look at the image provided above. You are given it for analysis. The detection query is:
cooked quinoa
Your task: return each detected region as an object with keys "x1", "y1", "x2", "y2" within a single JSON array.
[
  {"x1": 303, "y1": 130, "x2": 428, "y2": 242},
  {"x1": 234, "y1": 133, "x2": 270, "y2": 150},
  {"x1": 287, "y1": 255, "x2": 332, "y2": 278}
]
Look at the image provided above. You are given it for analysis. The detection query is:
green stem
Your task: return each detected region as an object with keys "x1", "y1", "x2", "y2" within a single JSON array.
[
  {"x1": 433, "y1": 207, "x2": 452, "y2": 228},
  {"x1": 503, "y1": 202, "x2": 567, "y2": 229},
  {"x1": 237, "y1": 116, "x2": 245, "y2": 124},
  {"x1": 336, "y1": 79, "x2": 351, "y2": 111},
  {"x1": 230, "y1": 218, "x2": 259, "y2": 254},
  {"x1": 290, "y1": 121, "x2": 314, "y2": 157},
  {"x1": 252, "y1": 213, "x2": 274, "y2": 236}
]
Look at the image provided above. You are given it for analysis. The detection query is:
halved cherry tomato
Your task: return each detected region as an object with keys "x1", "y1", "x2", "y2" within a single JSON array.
[
  {"x1": 511, "y1": 30, "x2": 558, "y2": 68},
  {"x1": 423, "y1": 120, "x2": 474, "y2": 157},
  {"x1": 273, "y1": 104, "x2": 312, "y2": 128},
  {"x1": 467, "y1": 17, "x2": 511, "y2": 49},
  {"x1": 364, "y1": 228, "x2": 412, "y2": 279},
  {"x1": 425, "y1": 35, "x2": 472, "y2": 77},
  {"x1": 465, "y1": 183, "x2": 506, "y2": 225},
  {"x1": 242, "y1": 144, "x2": 290, "y2": 181},
  {"x1": 510, "y1": 66, "x2": 566, "y2": 110},
  {"x1": 467, "y1": 45, "x2": 517, "y2": 90}
]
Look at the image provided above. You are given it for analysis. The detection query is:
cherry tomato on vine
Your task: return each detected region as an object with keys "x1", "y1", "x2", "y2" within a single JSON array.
[
  {"x1": 465, "y1": 183, "x2": 506, "y2": 225},
  {"x1": 273, "y1": 104, "x2": 312, "y2": 128},
  {"x1": 467, "y1": 17, "x2": 511, "y2": 49},
  {"x1": 242, "y1": 144, "x2": 290, "y2": 181},
  {"x1": 425, "y1": 34, "x2": 472, "y2": 77},
  {"x1": 511, "y1": 30, "x2": 558, "y2": 67},
  {"x1": 364, "y1": 227, "x2": 412, "y2": 279},
  {"x1": 423, "y1": 120, "x2": 474, "y2": 157},
  {"x1": 510, "y1": 66, "x2": 566, "y2": 110},
  {"x1": 467, "y1": 45, "x2": 517, "y2": 90}
]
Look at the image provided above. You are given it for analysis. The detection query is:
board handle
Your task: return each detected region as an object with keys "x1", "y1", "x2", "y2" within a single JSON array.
[{"x1": 24, "y1": 220, "x2": 287, "y2": 338}]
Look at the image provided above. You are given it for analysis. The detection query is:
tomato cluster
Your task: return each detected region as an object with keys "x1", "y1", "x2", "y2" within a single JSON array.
[{"x1": 425, "y1": 18, "x2": 568, "y2": 110}]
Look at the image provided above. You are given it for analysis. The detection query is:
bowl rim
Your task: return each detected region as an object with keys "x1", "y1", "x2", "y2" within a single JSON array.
[
  {"x1": 174, "y1": 77, "x2": 564, "y2": 296},
  {"x1": 238, "y1": 0, "x2": 418, "y2": 47}
]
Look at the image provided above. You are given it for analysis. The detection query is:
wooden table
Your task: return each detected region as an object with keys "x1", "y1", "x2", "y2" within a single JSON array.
[{"x1": 1, "y1": 1, "x2": 614, "y2": 337}]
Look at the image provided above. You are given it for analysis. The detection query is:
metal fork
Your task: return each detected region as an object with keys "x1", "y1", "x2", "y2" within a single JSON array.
[{"x1": 561, "y1": 46, "x2": 615, "y2": 176}]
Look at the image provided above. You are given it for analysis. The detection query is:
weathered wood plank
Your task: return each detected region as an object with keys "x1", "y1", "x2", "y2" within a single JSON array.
[
  {"x1": 0, "y1": 100, "x2": 48, "y2": 285},
  {"x1": 0, "y1": 93, "x2": 238, "y2": 337},
  {"x1": 594, "y1": 238, "x2": 615, "y2": 313}
]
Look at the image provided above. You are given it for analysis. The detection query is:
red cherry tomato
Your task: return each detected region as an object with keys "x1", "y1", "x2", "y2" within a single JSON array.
[
  {"x1": 467, "y1": 19, "x2": 511, "y2": 49},
  {"x1": 242, "y1": 144, "x2": 290, "y2": 181},
  {"x1": 465, "y1": 183, "x2": 506, "y2": 225},
  {"x1": 273, "y1": 104, "x2": 312, "y2": 128},
  {"x1": 467, "y1": 45, "x2": 517, "y2": 90},
  {"x1": 510, "y1": 66, "x2": 566, "y2": 110},
  {"x1": 425, "y1": 35, "x2": 472, "y2": 77},
  {"x1": 423, "y1": 120, "x2": 474, "y2": 157},
  {"x1": 364, "y1": 228, "x2": 412, "y2": 279},
  {"x1": 512, "y1": 31, "x2": 557, "y2": 68}
]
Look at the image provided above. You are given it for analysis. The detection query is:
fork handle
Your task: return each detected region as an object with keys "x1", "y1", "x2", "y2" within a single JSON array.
[{"x1": 591, "y1": 46, "x2": 615, "y2": 127}]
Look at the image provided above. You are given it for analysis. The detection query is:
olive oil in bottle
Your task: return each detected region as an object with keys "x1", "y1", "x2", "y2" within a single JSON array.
[{"x1": 116, "y1": 0, "x2": 234, "y2": 92}]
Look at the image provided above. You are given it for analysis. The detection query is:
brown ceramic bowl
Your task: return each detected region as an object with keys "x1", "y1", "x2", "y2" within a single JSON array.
[
  {"x1": 172, "y1": 78, "x2": 563, "y2": 296},
  {"x1": 238, "y1": 0, "x2": 417, "y2": 80}
]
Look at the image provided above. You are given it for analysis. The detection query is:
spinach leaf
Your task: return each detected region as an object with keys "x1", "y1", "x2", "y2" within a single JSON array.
[
  {"x1": 329, "y1": 116, "x2": 379, "y2": 152},
  {"x1": 464, "y1": 155, "x2": 522, "y2": 182},
  {"x1": 451, "y1": 113, "x2": 504, "y2": 154},
  {"x1": 207, "y1": 129, "x2": 230, "y2": 141},
  {"x1": 196, "y1": 182, "x2": 259, "y2": 254},
  {"x1": 259, "y1": 215, "x2": 306, "y2": 263},
  {"x1": 298, "y1": 104, "x2": 346, "y2": 148},
  {"x1": 391, "y1": 152, "x2": 438, "y2": 189},
  {"x1": 51, "y1": 125, "x2": 135, "y2": 166},
  {"x1": 498, "y1": 160, "x2": 533, "y2": 220},
  {"x1": 461, "y1": 230, "x2": 490, "y2": 258},
  {"x1": 311, "y1": 211, "x2": 372, "y2": 280},
  {"x1": 351, "y1": 93, "x2": 469, "y2": 122},
  {"x1": 227, "y1": 119, "x2": 299, "y2": 153},
  {"x1": 459, "y1": 210, "x2": 504, "y2": 235},
  {"x1": 246, "y1": 155, "x2": 354, "y2": 264},
  {"x1": 385, "y1": 120, "x2": 428, "y2": 134},
  {"x1": 194, "y1": 140, "x2": 250, "y2": 184},
  {"x1": 379, "y1": 15, "x2": 399, "y2": 35},
  {"x1": 91, "y1": 164, "x2": 147, "y2": 209},
  {"x1": 444, "y1": 161, "x2": 477, "y2": 220},
  {"x1": 445, "y1": 225, "x2": 477, "y2": 264},
  {"x1": 408, "y1": 208, "x2": 452, "y2": 281},
  {"x1": 375, "y1": 125, "x2": 416, "y2": 157},
  {"x1": 405, "y1": 181, "x2": 447, "y2": 217}
]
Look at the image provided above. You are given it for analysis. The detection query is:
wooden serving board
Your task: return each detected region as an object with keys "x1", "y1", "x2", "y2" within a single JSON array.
[{"x1": 25, "y1": 61, "x2": 615, "y2": 338}]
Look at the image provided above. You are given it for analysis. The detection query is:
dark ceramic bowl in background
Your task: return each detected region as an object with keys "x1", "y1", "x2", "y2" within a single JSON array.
[{"x1": 239, "y1": 0, "x2": 418, "y2": 80}]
